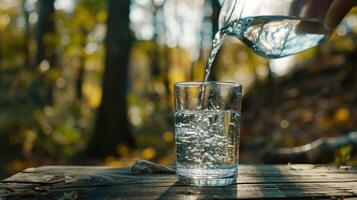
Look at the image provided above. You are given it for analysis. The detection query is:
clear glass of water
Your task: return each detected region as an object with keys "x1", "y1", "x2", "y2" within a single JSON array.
[{"x1": 174, "y1": 82, "x2": 242, "y2": 186}]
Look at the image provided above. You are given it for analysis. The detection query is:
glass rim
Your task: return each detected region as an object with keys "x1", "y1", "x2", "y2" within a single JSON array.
[{"x1": 175, "y1": 81, "x2": 242, "y2": 88}]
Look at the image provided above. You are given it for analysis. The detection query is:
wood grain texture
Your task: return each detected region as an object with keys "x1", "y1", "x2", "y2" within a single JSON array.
[{"x1": 0, "y1": 165, "x2": 356, "y2": 199}]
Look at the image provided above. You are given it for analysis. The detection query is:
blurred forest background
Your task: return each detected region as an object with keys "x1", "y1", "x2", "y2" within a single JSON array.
[{"x1": 0, "y1": 0, "x2": 357, "y2": 178}]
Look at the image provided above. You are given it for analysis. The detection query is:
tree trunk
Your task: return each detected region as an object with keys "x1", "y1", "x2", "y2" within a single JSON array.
[
  {"x1": 87, "y1": 0, "x2": 135, "y2": 157},
  {"x1": 34, "y1": 0, "x2": 55, "y2": 68},
  {"x1": 76, "y1": 28, "x2": 87, "y2": 100},
  {"x1": 211, "y1": 0, "x2": 220, "y2": 39},
  {"x1": 151, "y1": 0, "x2": 171, "y2": 110},
  {"x1": 76, "y1": 58, "x2": 85, "y2": 100},
  {"x1": 208, "y1": 0, "x2": 221, "y2": 81},
  {"x1": 30, "y1": 0, "x2": 56, "y2": 106},
  {"x1": 22, "y1": 0, "x2": 31, "y2": 69},
  {"x1": 0, "y1": 33, "x2": 2, "y2": 68}
]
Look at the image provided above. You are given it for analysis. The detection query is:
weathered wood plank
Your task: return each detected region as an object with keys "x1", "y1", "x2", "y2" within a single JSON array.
[
  {"x1": 0, "y1": 165, "x2": 356, "y2": 199},
  {"x1": 1, "y1": 182, "x2": 357, "y2": 199},
  {"x1": 3, "y1": 165, "x2": 356, "y2": 185}
]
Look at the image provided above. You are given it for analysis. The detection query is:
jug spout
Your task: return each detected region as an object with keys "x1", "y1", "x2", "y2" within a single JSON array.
[{"x1": 218, "y1": 0, "x2": 246, "y2": 29}]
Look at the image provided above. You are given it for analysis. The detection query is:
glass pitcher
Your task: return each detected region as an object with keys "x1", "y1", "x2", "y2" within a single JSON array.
[{"x1": 218, "y1": 0, "x2": 334, "y2": 58}]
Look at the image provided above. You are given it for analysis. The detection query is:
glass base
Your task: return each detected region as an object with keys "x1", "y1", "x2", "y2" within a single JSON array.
[{"x1": 178, "y1": 175, "x2": 236, "y2": 186}]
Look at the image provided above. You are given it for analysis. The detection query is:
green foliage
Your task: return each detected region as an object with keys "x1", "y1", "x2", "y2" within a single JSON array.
[
  {"x1": 0, "y1": 0, "x2": 102, "y2": 164},
  {"x1": 334, "y1": 145, "x2": 352, "y2": 165}
]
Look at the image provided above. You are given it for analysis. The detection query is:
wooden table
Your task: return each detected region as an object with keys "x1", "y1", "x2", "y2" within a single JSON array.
[{"x1": 0, "y1": 165, "x2": 356, "y2": 199}]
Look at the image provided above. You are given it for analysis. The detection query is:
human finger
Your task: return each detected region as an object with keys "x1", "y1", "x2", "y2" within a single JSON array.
[{"x1": 325, "y1": 0, "x2": 357, "y2": 30}]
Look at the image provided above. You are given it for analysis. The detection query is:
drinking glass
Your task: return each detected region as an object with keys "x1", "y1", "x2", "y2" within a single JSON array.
[{"x1": 174, "y1": 82, "x2": 242, "y2": 186}]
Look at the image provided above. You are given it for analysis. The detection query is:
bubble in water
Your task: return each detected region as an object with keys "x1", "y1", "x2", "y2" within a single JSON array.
[{"x1": 175, "y1": 110, "x2": 240, "y2": 177}]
